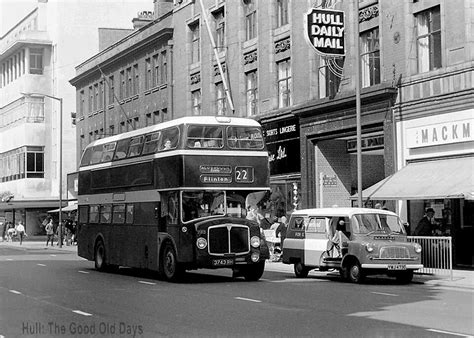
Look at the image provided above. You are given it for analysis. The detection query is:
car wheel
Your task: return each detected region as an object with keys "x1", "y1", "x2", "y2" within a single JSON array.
[
  {"x1": 160, "y1": 242, "x2": 183, "y2": 282},
  {"x1": 243, "y1": 261, "x2": 265, "y2": 281},
  {"x1": 348, "y1": 261, "x2": 364, "y2": 283},
  {"x1": 396, "y1": 270, "x2": 414, "y2": 284},
  {"x1": 294, "y1": 262, "x2": 310, "y2": 278}
]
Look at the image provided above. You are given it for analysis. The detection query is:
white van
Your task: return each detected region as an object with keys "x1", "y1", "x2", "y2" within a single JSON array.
[{"x1": 282, "y1": 208, "x2": 423, "y2": 283}]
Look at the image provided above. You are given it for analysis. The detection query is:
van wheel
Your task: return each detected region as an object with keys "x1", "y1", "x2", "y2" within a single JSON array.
[
  {"x1": 396, "y1": 270, "x2": 414, "y2": 284},
  {"x1": 348, "y1": 261, "x2": 364, "y2": 283},
  {"x1": 294, "y1": 262, "x2": 310, "y2": 278},
  {"x1": 243, "y1": 261, "x2": 265, "y2": 281},
  {"x1": 160, "y1": 242, "x2": 183, "y2": 282},
  {"x1": 94, "y1": 240, "x2": 107, "y2": 271}
]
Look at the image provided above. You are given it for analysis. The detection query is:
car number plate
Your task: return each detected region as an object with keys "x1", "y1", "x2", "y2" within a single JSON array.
[
  {"x1": 212, "y1": 258, "x2": 234, "y2": 267},
  {"x1": 388, "y1": 264, "x2": 406, "y2": 270}
]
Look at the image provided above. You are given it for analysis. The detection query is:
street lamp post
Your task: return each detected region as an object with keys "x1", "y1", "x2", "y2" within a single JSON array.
[{"x1": 22, "y1": 92, "x2": 63, "y2": 247}]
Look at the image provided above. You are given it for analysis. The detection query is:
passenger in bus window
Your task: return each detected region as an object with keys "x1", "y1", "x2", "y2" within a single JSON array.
[
  {"x1": 163, "y1": 139, "x2": 172, "y2": 150},
  {"x1": 194, "y1": 140, "x2": 202, "y2": 148}
]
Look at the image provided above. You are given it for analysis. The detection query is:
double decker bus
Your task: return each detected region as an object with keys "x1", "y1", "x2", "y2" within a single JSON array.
[{"x1": 77, "y1": 116, "x2": 270, "y2": 281}]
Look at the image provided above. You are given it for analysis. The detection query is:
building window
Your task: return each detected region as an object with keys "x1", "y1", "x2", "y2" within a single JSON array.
[
  {"x1": 416, "y1": 6, "x2": 441, "y2": 73},
  {"x1": 153, "y1": 54, "x2": 159, "y2": 87},
  {"x1": 26, "y1": 147, "x2": 44, "y2": 178},
  {"x1": 29, "y1": 48, "x2": 43, "y2": 74},
  {"x1": 88, "y1": 86, "x2": 93, "y2": 113},
  {"x1": 319, "y1": 58, "x2": 343, "y2": 98},
  {"x1": 190, "y1": 22, "x2": 200, "y2": 64},
  {"x1": 79, "y1": 90, "x2": 85, "y2": 117},
  {"x1": 214, "y1": 9, "x2": 225, "y2": 52},
  {"x1": 145, "y1": 58, "x2": 152, "y2": 90},
  {"x1": 246, "y1": 70, "x2": 258, "y2": 116},
  {"x1": 244, "y1": 0, "x2": 256, "y2": 41},
  {"x1": 277, "y1": 59, "x2": 291, "y2": 108},
  {"x1": 191, "y1": 90, "x2": 201, "y2": 115},
  {"x1": 161, "y1": 51, "x2": 167, "y2": 84},
  {"x1": 216, "y1": 82, "x2": 226, "y2": 115},
  {"x1": 108, "y1": 75, "x2": 114, "y2": 104},
  {"x1": 126, "y1": 67, "x2": 132, "y2": 97},
  {"x1": 120, "y1": 70, "x2": 125, "y2": 100},
  {"x1": 133, "y1": 64, "x2": 139, "y2": 95},
  {"x1": 277, "y1": 0, "x2": 289, "y2": 27},
  {"x1": 360, "y1": 28, "x2": 380, "y2": 87},
  {"x1": 99, "y1": 80, "x2": 104, "y2": 110},
  {"x1": 93, "y1": 83, "x2": 98, "y2": 111}
]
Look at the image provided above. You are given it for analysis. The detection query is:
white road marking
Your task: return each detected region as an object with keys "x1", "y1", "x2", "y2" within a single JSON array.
[
  {"x1": 6, "y1": 258, "x2": 13, "y2": 261},
  {"x1": 271, "y1": 278, "x2": 326, "y2": 283},
  {"x1": 37, "y1": 264, "x2": 46, "y2": 267},
  {"x1": 427, "y1": 329, "x2": 473, "y2": 337},
  {"x1": 50, "y1": 254, "x2": 57, "y2": 257},
  {"x1": 371, "y1": 291, "x2": 398, "y2": 297},
  {"x1": 73, "y1": 310, "x2": 92, "y2": 316},
  {"x1": 138, "y1": 281, "x2": 156, "y2": 285},
  {"x1": 9, "y1": 290, "x2": 21, "y2": 295},
  {"x1": 78, "y1": 271, "x2": 90, "y2": 274},
  {"x1": 234, "y1": 297, "x2": 262, "y2": 303}
]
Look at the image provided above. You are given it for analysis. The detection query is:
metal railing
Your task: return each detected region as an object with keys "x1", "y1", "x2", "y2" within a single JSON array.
[{"x1": 407, "y1": 236, "x2": 453, "y2": 280}]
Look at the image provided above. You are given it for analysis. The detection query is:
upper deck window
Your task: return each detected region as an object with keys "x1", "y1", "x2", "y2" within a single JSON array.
[
  {"x1": 100, "y1": 143, "x2": 116, "y2": 162},
  {"x1": 159, "y1": 127, "x2": 180, "y2": 151},
  {"x1": 127, "y1": 136, "x2": 144, "y2": 157},
  {"x1": 227, "y1": 126, "x2": 264, "y2": 150},
  {"x1": 142, "y1": 132, "x2": 161, "y2": 155},
  {"x1": 187, "y1": 125, "x2": 223, "y2": 149}
]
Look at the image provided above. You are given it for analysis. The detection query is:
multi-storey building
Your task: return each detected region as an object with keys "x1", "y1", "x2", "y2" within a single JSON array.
[
  {"x1": 70, "y1": 0, "x2": 473, "y2": 267},
  {"x1": 0, "y1": 0, "x2": 153, "y2": 235}
]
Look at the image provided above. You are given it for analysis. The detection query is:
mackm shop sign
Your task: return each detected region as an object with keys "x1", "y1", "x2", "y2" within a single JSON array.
[{"x1": 305, "y1": 8, "x2": 345, "y2": 56}]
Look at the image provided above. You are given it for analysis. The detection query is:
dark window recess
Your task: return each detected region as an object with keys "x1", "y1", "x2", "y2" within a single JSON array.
[{"x1": 91, "y1": 162, "x2": 153, "y2": 190}]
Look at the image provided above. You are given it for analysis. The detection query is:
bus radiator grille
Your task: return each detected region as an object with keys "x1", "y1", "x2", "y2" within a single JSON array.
[
  {"x1": 208, "y1": 225, "x2": 250, "y2": 255},
  {"x1": 379, "y1": 246, "x2": 410, "y2": 259}
]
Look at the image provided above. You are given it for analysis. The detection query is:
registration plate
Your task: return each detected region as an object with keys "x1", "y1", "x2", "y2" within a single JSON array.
[
  {"x1": 388, "y1": 264, "x2": 406, "y2": 270},
  {"x1": 212, "y1": 258, "x2": 234, "y2": 267}
]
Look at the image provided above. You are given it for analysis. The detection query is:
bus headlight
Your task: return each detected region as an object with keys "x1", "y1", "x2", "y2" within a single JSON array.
[
  {"x1": 365, "y1": 243, "x2": 374, "y2": 253},
  {"x1": 250, "y1": 236, "x2": 260, "y2": 248},
  {"x1": 414, "y1": 243, "x2": 422, "y2": 253},
  {"x1": 196, "y1": 237, "x2": 207, "y2": 250},
  {"x1": 251, "y1": 252, "x2": 260, "y2": 262}
]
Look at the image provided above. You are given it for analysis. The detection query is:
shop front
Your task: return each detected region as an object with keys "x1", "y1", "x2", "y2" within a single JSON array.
[
  {"x1": 361, "y1": 109, "x2": 474, "y2": 268},
  {"x1": 295, "y1": 84, "x2": 398, "y2": 210},
  {"x1": 260, "y1": 115, "x2": 301, "y2": 218}
]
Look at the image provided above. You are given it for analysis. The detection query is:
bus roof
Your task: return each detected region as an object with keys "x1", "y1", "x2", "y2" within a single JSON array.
[
  {"x1": 83, "y1": 116, "x2": 261, "y2": 149},
  {"x1": 290, "y1": 207, "x2": 398, "y2": 218}
]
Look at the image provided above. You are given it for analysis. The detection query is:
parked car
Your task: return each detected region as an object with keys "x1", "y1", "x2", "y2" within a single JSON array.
[{"x1": 282, "y1": 207, "x2": 423, "y2": 283}]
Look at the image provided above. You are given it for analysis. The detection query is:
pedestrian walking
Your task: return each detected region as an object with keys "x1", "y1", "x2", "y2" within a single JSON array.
[
  {"x1": 16, "y1": 221, "x2": 25, "y2": 245},
  {"x1": 45, "y1": 219, "x2": 54, "y2": 247}
]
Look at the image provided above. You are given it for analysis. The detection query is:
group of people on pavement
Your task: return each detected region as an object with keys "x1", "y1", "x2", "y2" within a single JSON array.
[
  {"x1": 43, "y1": 216, "x2": 77, "y2": 247},
  {"x1": 2, "y1": 221, "x2": 26, "y2": 244}
]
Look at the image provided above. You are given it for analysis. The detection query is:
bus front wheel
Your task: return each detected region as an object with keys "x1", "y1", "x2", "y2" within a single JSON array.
[
  {"x1": 160, "y1": 243, "x2": 183, "y2": 282},
  {"x1": 243, "y1": 261, "x2": 265, "y2": 281}
]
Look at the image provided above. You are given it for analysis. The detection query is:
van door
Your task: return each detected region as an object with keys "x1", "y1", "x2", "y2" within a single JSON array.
[{"x1": 304, "y1": 217, "x2": 329, "y2": 267}]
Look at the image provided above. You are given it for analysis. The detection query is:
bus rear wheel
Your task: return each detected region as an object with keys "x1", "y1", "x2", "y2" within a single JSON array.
[
  {"x1": 94, "y1": 240, "x2": 107, "y2": 271},
  {"x1": 160, "y1": 243, "x2": 183, "y2": 282},
  {"x1": 243, "y1": 261, "x2": 265, "y2": 281}
]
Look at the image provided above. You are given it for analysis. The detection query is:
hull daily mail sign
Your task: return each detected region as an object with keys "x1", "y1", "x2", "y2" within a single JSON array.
[{"x1": 305, "y1": 8, "x2": 345, "y2": 56}]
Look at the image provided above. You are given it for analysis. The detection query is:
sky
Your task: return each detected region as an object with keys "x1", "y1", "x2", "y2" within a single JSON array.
[{"x1": 0, "y1": 0, "x2": 37, "y2": 35}]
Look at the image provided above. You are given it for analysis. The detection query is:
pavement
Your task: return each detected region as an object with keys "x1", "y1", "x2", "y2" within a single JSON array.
[{"x1": 1, "y1": 237, "x2": 473, "y2": 291}]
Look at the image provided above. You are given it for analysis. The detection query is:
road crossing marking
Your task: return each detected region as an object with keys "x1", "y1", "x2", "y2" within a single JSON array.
[
  {"x1": 37, "y1": 264, "x2": 46, "y2": 267},
  {"x1": 371, "y1": 291, "x2": 398, "y2": 297},
  {"x1": 73, "y1": 310, "x2": 92, "y2": 316},
  {"x1": 138, "y1": 281, "x2": 156, "y2": 285},
  {"x1": 78, "y1": 271, "x2": 90, "y2": 274},
  {"x1": 427, "y1": 329, "x2": 473, "y2": 337},
  {"x1": 234, "y1": 297, "x2": 262, "y2": 303},
  {"x1": 9, "y1": 290, "x2": 21, "y2": 295}
]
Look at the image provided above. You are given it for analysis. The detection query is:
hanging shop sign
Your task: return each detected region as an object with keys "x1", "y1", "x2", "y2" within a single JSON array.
[
  {"x1": 305, "y1": 8, "x2": 345, "y2": 56},
  {"x1": 263, "y1": 117, "x2": 300, "y2": 176}
]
